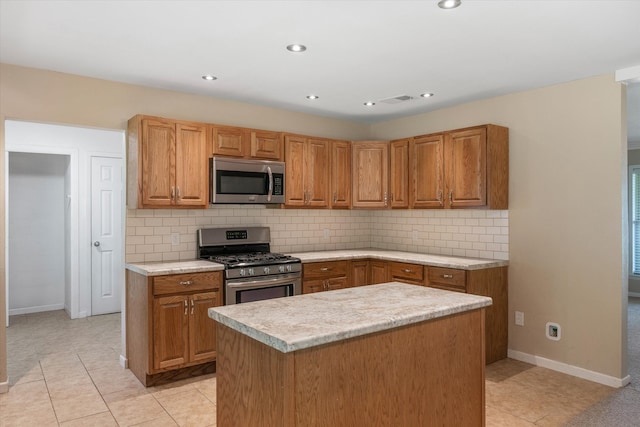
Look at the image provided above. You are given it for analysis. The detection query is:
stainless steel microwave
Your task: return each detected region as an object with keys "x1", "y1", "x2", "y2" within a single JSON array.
[{"x1": 210, "y1": 157, "x2": 285, "y2": 204}]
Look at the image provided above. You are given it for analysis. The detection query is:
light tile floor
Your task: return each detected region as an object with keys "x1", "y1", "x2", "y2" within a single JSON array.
[{"x1": 0, "y1": 310, "x2": 619, "y2": 426}]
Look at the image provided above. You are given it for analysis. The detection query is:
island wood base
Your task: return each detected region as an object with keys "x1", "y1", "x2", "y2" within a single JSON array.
[{"x1": 216, "y1": 308, "x2": 486, "y2": 427}]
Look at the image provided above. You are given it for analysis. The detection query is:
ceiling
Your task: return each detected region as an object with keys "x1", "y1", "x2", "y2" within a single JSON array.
[{"x1": 1, "y1": 0, "x2": 639, "y2": 138}]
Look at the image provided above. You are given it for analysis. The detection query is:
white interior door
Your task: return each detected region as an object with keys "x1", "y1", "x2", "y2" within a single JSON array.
[{"x1": 91, "y1": 156, "x2": 123, "y2": 315}]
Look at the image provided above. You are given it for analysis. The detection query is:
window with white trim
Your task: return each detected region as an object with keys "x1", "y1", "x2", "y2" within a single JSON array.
[{"x1": 631, "y1": 166, "x2": 640, "y2": 275}]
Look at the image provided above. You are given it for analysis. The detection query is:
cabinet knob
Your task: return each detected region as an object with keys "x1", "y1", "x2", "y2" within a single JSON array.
[
  {"x1": 402, "y1": 269, "x2": 413, "y2": 273},
  {"x1": 180, "y1": 280, "x2": 194, "y2": 286},
  {"x1": 319, "y1": 267, "x2": 331, "y2": 272},
  {"x1": 442, "y1": 274, "x2": 453, "y2": 279},
  {"x1": 384, "y1": 192, "x2": 388, "y2": 206}
]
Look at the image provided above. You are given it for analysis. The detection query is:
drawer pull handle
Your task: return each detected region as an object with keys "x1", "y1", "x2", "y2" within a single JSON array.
[
  {"x1": 319, "y1": 267, "x2": 331, "y2": 272},
  {"x1": 184, "y1": 299, "x2": 188, "y2": 315},
  {"x1": 402, "y1": 269, "x2": 413, "y2": 273},
  {"x1": 442, "y1": 274, "x2": 454, "y2": 279},
  {"x1": 190, "y1": 299, "x2": 195, "y2": 315},
  {"x1": 180, "y1": 280, "x2": 194, "y2": 286}
]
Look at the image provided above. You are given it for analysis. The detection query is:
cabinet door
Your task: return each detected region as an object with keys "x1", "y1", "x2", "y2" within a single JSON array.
[
  {"x1": 351, "y1": 260, "x2": 370, "y2": 287},
  {"x1": 331, "y1": 140, "x2": 351, "y2": 208},
  {"x1": 303, "y1": 278, "x2": 326, "y2": 294},
  {"x1": 411, "y1": 134, "x2": 445, "y2": 208},
  {"x1": 390, "y1": 139, "x2": 409, "y2": 208},
  {"x1": 211, "y1": 125, "x2": 247, "y2": 157},
  {"x1": 251, "y1": 130, "x2": 282, "y2": 160},
  {"x1": 153, "y1": 295, "x2": 189, "y2": 371},
  {"x1": 352, "y1": 142, "x2": 389, "y2": 209},
  {"x1": 141, "y1": 118, "x2": 175, "y2": 207},
  {"x1": 306, "y1": 138, "x2": 330, "y2": 207},
  {"x1": 370, "y1": 261, "x2": 388, "y2": 284},
  {"x1": 175, "y1": 123, "x2": 208, "y2": 207},
  {"x1": 326, "y1": 276, "x2": 348, "y2": 291},
  {"x1": 284, "y1": 135, "x2": 307, "y2": 207},
  {"x1": 445, "y1": 127, "x2": 487, "y2": 208},
  {"x1": 189, "y1": 290, "x2": 221, "y2": 364}
]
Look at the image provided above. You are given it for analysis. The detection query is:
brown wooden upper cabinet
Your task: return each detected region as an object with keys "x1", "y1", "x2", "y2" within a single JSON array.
[
  {"x1": 411, "y1": 124, "x2": 508, "y2": 209},
  {"x1": 390, "y1": 139, "x2": 410, "y2": 208},
  {"x1": 352, "y1": 141, "x2": 390, "y2": 209},
  {"x1": 128, "y1": 115, "x2": 208, "y2": 209},
  {"x1": 284, "y1": 134, "x2": 330, "y2": 207},
  {"x1": 210, "y1": 125, "x2": 282, "y2": 160},
  {"x1": 331, "y1": 140, "x2": 351, "y2": 208}
]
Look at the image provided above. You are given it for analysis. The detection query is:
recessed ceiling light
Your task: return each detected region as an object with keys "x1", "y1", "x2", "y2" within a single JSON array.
[
  {"x1": 286, "y1": 44, "x2": 307, "y2": 52},
  {"x1": 306, "y1": 95, "x2": 319, "y2": 100},
  {"x1": 364, "y1": 102, "x2": 375, "y2": 107},
  {"x1": 202, "y1": 75, "x2": 217, "y2": 81},
  {"x1": 421, "y1": 93, "x2": 434, "y2": 98},
  {"x1": 438, "y1": 0, "x2": 461, "y2": 9}
]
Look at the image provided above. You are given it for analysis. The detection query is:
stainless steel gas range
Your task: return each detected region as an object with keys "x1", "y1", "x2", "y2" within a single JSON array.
[{"x1": 197, "y1": 227, "x2": 301, "y2": 305}]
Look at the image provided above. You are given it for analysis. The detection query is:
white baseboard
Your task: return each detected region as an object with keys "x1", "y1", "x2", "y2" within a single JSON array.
[
  {"x1": 508, "y1": 349, "x2": 631, "y2": 388},
  {"x1": 0, "y1": 380, "x2": 8, "y2": 394},
  {"x1": 629, "y1": 292, "x2": 640, "y2": 298},
  {"x1": 119, "y1": 354, "x2": 128, "y2": 369},
  {"x1": 8, "y1": 303, "x2": 64, "y2": 316}
]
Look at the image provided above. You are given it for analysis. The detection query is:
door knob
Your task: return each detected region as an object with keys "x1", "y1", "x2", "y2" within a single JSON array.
[{"x1": 94, "y1": 241, "x2": 101, "y2": 247}]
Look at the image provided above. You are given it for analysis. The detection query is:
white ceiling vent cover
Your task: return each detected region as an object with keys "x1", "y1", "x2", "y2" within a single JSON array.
[{"x1": 379, "y1": 95, "x2": 414, "y2": 104}]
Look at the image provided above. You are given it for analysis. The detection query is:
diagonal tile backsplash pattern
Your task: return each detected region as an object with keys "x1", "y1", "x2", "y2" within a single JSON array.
[{"x1": 126, "y1": 207, "x2": 509, "y2": 263}]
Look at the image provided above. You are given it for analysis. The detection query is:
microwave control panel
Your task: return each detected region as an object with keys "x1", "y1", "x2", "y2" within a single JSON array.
[{"x1": 273, "y1": 174, "x2": 284, "y2": 195}]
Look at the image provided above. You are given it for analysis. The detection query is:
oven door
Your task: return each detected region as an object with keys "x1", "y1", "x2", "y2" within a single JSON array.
[{"x1": 225, "y1": 273, "x2": 301, "y2": 305}]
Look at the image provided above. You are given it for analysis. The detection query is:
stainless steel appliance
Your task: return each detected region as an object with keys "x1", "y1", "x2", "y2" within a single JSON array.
[
  {"x1": 197, "y1": 227, "x2": 301, "y2": 305},
  {"x1": 210, "y1": 157, "x2": 285, "y2": 204}
]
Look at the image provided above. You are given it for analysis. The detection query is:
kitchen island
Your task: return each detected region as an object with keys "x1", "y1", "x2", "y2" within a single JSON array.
[{"x1": 209, "y1": 282, "x2": 492, "y2": 427}]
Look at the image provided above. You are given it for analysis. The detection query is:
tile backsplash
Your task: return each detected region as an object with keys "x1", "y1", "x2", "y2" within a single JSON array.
[{"x1": 126, "y1": 206, "x2": 508, "y2": 263}]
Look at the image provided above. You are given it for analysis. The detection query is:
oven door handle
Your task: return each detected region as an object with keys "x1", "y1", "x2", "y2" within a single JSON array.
[{"x1": 226, "y1": 274, "x2": 300, "y2": 290}]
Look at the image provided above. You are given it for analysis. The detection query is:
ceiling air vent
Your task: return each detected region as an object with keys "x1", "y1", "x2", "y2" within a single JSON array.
[{"x1": 379, "y1": 95, "x2": 414, "y2": 104}]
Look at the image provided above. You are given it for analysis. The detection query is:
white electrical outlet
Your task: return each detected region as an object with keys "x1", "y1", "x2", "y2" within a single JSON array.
[
  {"x1": 171, "y1": 232, "x2": 180, "y2": 246},
  {"x1": 515, "y1": 311, "x2": 524, "y2": 326},
  {"x1": 546, "y1": 322, "x2": 561, "y2": 341}
]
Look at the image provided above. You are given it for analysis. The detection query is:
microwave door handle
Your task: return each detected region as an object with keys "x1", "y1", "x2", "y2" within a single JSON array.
[{"x1": 267, "y1": 166, "x2": 273, "y2": 202}]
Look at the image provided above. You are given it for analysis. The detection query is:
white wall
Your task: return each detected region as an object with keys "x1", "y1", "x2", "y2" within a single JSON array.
[{"x1": 8, "y1": 153, "x2": 68, "y2": 314}]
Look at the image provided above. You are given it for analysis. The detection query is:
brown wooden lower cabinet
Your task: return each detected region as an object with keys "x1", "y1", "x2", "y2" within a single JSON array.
[
  {"x1": 216, "y1": 308, "x2": 486, "y2": 427},
  {"x1": 349, "y1": 259, "x2": 508, "y2": 364},
  {"x1": 302, "y1": 261, "x2": 349, "y2": 294},
  {"x1": 126, "y1": 270, "x2": 222, "y2": 386}
]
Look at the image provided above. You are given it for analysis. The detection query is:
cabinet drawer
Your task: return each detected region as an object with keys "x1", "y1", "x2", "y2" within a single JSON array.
[
  {"x1": 153, "y1": 272, "x2": 221, "y2": 296},
  {"x1": 389, "y1": 262, "x2": 424, "y2": 282},
  {"x1": 427, "y1": 267, "x2": 466, "y2": 292},
  {"x1": 303, "y1": 261, "x2": 349, "y2": 278}
]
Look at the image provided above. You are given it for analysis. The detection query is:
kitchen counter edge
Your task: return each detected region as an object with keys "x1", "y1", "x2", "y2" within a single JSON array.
[
  {"x1": 209, "y1": 282, "x2": 493, "y2": 353},
  {"x1": 290, "y1": 249, "x2": 508, "y2": 270},
  {"x1": 125, "y1": 260, "x2": 225, "y2": 276}
]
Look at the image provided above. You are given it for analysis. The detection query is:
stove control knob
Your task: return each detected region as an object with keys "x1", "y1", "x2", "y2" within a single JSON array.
[
  {"x1": 263, "y1": 267, "x2": 270, "y2": 274},
  {"x1": 279, "y1": 265, "x2": 285, "y2": 273},
  {"x1": 286, "y1": 265, "x2": 292, "y2": 272},
  {"x1": 248, "y1": 268, "x2": 255, "y2": 276},
  {"x1": 240, "y1": 269, "x2": 246, "y2": 276}
]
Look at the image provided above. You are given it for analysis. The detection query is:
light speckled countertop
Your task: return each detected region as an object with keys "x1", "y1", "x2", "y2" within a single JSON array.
[
  {"x1": 126, "y1": 249, "x2": 507, "y2": 276},
  {"x1": 208, "y1": 282, "x2": 492, "y2": 353},
  {"x1": 289, "y1": 249, "x2": 508, "y2": 270},
  {"x1": 125, "y1": 260, "x2": 224, "y2": 276}
]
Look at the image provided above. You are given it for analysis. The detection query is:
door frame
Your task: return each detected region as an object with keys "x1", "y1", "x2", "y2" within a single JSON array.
[
  {"x1": 5, "y1": 146, "x2": 80, "y2": 322},
  {"x1": 4, "y1": 120, "x2": 125, "y2": 326}
]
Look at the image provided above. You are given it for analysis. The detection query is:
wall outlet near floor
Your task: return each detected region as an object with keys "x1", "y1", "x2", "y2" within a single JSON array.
[
  {"x1": 546, "y1": 322, "x2": 561, "y2": 341},
  {"x1": 171, "y1": 232, "x2": 180, "y2": 246},
  {"x1": 515, "y1": 311, "x2": 525, "y2": 326}
]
